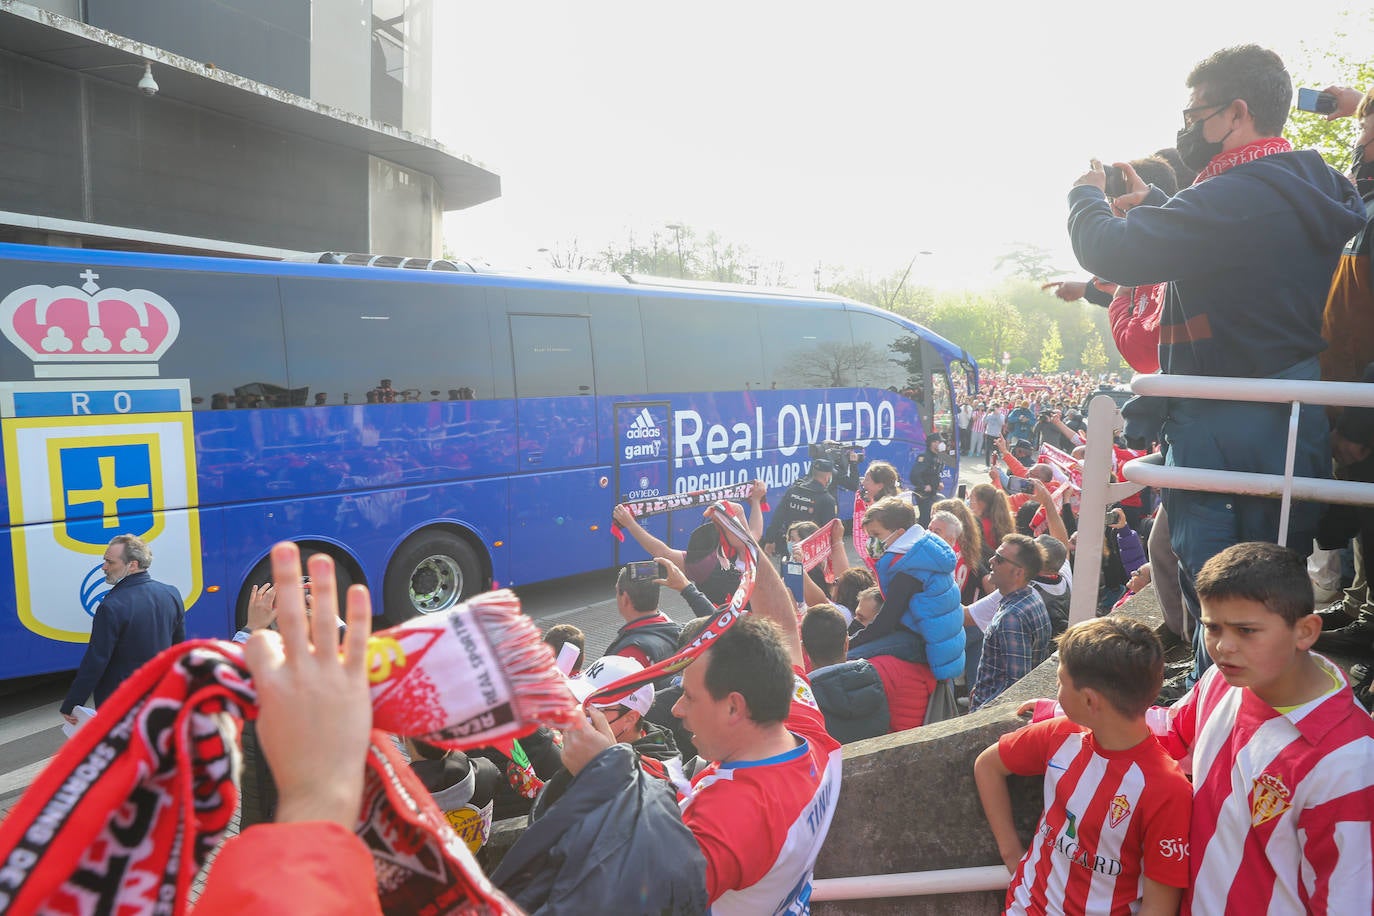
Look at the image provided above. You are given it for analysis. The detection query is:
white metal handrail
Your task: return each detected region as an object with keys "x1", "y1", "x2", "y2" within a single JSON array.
[
  {"x1": 1123, "y1": 452, "x2": 1374, "y2": 506},
  {"x1": 811, "y1": 865, "x2": 1010, "y2": 901},
  {"x1": 1069, "y1": 373, "x2": 1374, "y2": 626}
]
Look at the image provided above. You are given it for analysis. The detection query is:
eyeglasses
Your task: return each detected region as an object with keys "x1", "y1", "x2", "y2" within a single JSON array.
[
  {"x1": 990, "y1": 551, "x2": 1023, "y2": 569},
  {"x1": 1181, "y1": 99, "x2": 1236, "y2": 128}
]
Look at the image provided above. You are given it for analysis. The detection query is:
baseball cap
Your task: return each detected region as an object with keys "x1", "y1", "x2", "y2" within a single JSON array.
[
  {"x1": 811, "y1": 458, "x2": 836, "y2": 473},
  {"x1": 568, "y1": 655, "x2": 654, "y2": 717},
  {"x1": 684, "y1": 522, "x2": 720, "y2": 563}
]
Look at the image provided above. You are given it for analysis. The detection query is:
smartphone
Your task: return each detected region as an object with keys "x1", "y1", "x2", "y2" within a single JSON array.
[
  {"x1": 957, "y1": 483, "x2": 968, "y2": 500},
  {"x1": 1103, "y1": 164, "x2": 1128, "y2": 198},
  {"x1": 627, "y1": 559, "x2": 660, "y2": 581},
  {"x1": 1296, "y1": 88, "x2": 1338, "y2": 114},
  {"x1": 1006, "y1": 477, "x2": 1036, "y2": 495}
]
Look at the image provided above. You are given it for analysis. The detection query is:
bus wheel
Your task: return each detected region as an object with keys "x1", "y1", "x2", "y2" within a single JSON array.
[
  {"x1": 383, "y1": 531, "x2": 482, "y2": 625},
  {"x1": 234, "y1": 545, "x2": 357, "y2": 631}
]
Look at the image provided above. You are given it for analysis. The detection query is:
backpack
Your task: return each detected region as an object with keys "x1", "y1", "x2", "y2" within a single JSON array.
[{"x1": 1320, "y1": 185, "x2": 1374, "y2": 385}]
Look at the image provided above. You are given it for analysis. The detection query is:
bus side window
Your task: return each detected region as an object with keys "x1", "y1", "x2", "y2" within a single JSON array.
[
  {"x1": 587, "y1": 292, "x2": 647, "y2": 397},
  {"x1": 758, "y1": 305, "x2": 852, "y2": 390},
  {"x1": 280, "y1": 278, "x2": 495, "y2": 406},
  {"x1": 640, "y1": 297, "x2": 763, "y2": 393},
  {"x1": 847, "y1": 310, "x2": 919, "y2": 392},
  {"x1": 136, "y1": 272, "x2": 289, "y2": 410}
]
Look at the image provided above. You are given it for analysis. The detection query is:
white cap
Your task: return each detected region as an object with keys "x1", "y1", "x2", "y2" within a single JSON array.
[{"x1": 568, "y1": 655, "x2": 655, "y2": 717}]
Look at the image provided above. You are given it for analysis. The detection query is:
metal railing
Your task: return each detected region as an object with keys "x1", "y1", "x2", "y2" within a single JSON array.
[
  {"x1": 812, "y1": 865, "x2": 1009, "y2": 901},
  {"x1": 1069, "y1": 374, "x2": 1374, "y2": 626},
  {"x1": 814, "y1": 374, "x2": 1374, "y2": 903}
]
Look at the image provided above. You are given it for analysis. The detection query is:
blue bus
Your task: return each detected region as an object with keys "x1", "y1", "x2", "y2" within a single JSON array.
[{"x1": 0, "y1": 242, "x2": 976, "y2": 679}]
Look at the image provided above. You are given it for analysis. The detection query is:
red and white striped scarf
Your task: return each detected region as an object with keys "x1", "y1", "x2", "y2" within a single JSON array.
[
  {"x1": 853, "y1": 492, "x2": 879, "y2": 578},
  {"x1": 797, "y1": 518, "x2": 845, "y2": 583}
]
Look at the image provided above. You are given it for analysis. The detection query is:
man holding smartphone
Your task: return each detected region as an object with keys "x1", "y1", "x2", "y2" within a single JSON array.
[
  {"x1": 1066, "y1": 45, "x2": 1364, "y2": 643},
  {"x1": 607, "y1": 560, "x2": 686, "y2": 684}
]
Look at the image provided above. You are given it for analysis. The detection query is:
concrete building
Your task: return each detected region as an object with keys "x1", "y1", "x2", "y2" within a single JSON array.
[{"x1": 0, "y1": 0, "x2": 499, "y2": 259}]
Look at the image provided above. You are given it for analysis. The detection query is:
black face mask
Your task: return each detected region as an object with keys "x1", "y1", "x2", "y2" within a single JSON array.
[
  {"x1": 1176, "y1": 102, "x2": 1235, "y2": 172},
  {"x1": 1352, "y1": 139, "x2": 1374, "y2": 183}
]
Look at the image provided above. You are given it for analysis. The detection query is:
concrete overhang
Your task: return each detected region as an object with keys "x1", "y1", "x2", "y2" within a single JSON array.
[{"x1": 0, "y1": 1, "x2": 501, "y2": 210}]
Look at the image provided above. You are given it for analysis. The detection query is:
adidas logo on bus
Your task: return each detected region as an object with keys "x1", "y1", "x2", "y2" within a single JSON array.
[
  {"x1": 625, "y1": 408, "x2": 663, "y2": 440},
  {"x1": 0, "y1": 270, "x2": 181, "y2": 373}
]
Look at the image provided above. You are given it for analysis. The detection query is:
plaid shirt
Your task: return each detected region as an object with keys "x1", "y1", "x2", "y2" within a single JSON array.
[{"x1": 970, "y1": 585, "x2": 1051, "y2": 711}]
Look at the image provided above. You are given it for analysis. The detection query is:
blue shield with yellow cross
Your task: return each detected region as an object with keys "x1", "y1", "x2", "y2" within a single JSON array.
[
  {"x1": 55, "y1": 441, "x2": 160, "y2": 548},
  {"x1": 3, "y1": 411, "x2": 200, "y2": 642}
]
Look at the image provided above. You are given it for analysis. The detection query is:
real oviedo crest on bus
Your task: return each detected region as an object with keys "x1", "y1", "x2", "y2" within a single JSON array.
[{"x1": 0, "y1": 269, "x2": 201, "y2": 642}]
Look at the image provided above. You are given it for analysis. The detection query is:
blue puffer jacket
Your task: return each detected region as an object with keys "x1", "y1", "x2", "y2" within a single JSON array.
[{"x1": 875, "y1": 528, "x2": 965, "y2": 680}]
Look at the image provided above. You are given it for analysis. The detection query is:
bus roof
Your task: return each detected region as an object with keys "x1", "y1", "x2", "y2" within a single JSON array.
[{"x1": 0, "y1": 240, "x2": 975, "y2": 370}]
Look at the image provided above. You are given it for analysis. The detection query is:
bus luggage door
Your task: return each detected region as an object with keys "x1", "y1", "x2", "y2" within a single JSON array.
[{"x1": 507, "y1": 314, "x2": 601, "y2": 582}]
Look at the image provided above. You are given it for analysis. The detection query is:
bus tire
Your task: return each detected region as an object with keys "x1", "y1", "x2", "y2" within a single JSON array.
[
  {"x1": 383, "y1": 530, "x2": 482, "y2": 625},
  {"x1": 234, "y1": 543, "x2": 358, "y2": 631}
]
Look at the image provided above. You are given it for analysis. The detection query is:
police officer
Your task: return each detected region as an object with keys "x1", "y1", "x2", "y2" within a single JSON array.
[
  {"x1": 763, "y1": 459, "x2": 838, "y2": 556},
  {"x1": 908, "y1": 433, "x2": 950, "y2": 525},
  {"x1": 811, "y1": 440, "x2": 862, "y2": 496}
]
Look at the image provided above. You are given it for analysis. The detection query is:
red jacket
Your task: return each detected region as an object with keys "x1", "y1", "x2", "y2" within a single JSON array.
[
  {"x1": 195, "y1": 822, "x2": 382, "y2": 915},
  {"x1": 1108, "y1": 284, "x2": 1165, "y2": 374},
  {"x1": 870, "y1": 655, "x2": 936, "y2": 732}
]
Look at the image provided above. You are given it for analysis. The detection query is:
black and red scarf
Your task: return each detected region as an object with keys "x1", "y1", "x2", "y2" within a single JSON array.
[
  {"x1": 0, "y1": 591, "x2": 578, "y2": 915},
  {"x1": 610, "y1": 481, "x2": 767, "y2": 542}
]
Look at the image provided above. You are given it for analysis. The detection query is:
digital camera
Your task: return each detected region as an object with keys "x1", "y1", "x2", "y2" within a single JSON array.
[{"x1": 808, "y1": 440, "x2": 863, "y2": 466}]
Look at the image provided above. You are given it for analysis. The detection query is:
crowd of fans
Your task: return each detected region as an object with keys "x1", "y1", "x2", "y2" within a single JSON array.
[{"x1": 18, "y1": 41, "x2": 1374, "y2": 916}]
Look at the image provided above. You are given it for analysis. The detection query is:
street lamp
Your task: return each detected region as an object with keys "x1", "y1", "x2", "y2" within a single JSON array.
[
  {"x1": 884, "y1": 249, "x2": 934, "y2": 311},
  {"x1": 665, "y1": 223, "x2": 685, "y2": 278}
]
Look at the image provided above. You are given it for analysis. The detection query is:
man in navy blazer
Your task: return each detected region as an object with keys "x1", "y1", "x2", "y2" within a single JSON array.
[{"x1": 59, "y1": 534, "x2": 185, "y2": 722}]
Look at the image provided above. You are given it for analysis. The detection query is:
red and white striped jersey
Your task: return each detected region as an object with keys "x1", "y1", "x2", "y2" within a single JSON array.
[
  {"x1": 1161, "y1": 655, "x2": 1374, "y2": 915},
  {"x1": 681, "y1": 670, "x2": 842, "y2": 915},
  {"x1": 999, "y1": 716, "x2": 1191, "y2": 916}
]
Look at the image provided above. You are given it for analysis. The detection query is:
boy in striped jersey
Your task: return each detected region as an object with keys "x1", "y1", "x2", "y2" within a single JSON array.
[
  {"x1": 1159, "y1": 542, "x2": 1374, "y2": 914},
  {"x1": 975, "y1": 617, "x2": 1192, "y2": 915}
]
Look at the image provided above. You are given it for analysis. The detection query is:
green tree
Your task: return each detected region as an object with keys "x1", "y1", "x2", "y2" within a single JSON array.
[
  {"x1": 1284, "y1": 11, "x2": 1374, "y2": 168},
  {"x1": 1082, "y1": 334, "x2": 1108, "y2": 376},
  {"x1": 1040, "y1": 322, "x2": 1063, "y2": 373},
  {"x1": 994, "y1": 243, "x2": 1063, "y2": 283}
]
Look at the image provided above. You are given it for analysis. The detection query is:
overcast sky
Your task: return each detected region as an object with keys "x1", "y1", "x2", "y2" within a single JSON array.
[{"x1": 434, "y1": 2, "x2": 1371, "y2": 290}]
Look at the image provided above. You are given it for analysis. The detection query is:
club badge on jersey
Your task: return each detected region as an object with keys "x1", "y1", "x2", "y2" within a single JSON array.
[{"x1": 0, "y1": 269, "x2": 201, "y2": 641}]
